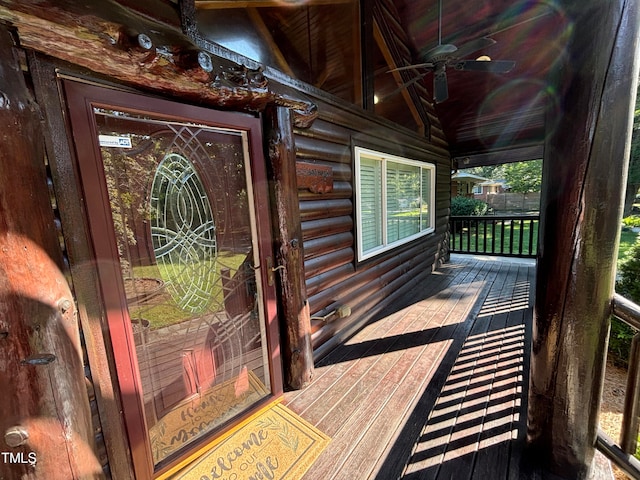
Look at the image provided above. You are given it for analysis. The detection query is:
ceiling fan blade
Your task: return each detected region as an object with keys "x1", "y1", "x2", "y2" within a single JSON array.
[
  {"x1": 454, "y1": 59, "x2": 516, "y2": 73},
  {"x1": 453, "y1": 37, "x2": 496, "y2": 59},
  {"x1": 434, "y1": 70, "x2": 449, "y2": 104},
  {"x1": 387, "y1": 62, "x2": 435, "y2": 73}
]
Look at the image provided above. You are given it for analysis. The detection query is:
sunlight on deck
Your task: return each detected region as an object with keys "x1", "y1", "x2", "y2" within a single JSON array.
[
  {"x1": 403, "y1": 323, "x2": 526, "y2": 478},
  {"x1": 284, "y1": 257, "x2": 535, "y2": 480}
]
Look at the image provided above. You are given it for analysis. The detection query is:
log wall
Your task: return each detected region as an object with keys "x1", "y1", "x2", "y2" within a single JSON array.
[{"x1": 292, "y1": 93, "x2": 451, "y2": 358}]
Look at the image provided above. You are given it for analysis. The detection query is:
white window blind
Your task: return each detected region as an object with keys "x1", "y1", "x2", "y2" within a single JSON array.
[{"x1": 359, "y1": 157, "x2": 383, "y2": 252}]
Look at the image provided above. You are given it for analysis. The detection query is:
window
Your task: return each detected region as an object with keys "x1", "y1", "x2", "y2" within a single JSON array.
[{"x1": 355, "y1": 147, "x2": 435, "y2": 261}]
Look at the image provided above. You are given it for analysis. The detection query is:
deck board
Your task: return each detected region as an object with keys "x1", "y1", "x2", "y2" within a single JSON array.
[{"x1": 283, "y1": 256, "x2": 535, "y2": 480}]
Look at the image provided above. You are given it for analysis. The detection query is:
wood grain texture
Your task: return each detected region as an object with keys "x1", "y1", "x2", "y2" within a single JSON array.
[
  {"x1": 0, "y1": 28, "x2": 100, "y2": 480},
  {"x1": 529, "y1": 0, "x2": 640, "y2": 477},
  {"x1": 284, "y1": 257, "x2": 534, "y2": 480},
  {"x1": 264, "y1": 106, "x2": 314, "y2": 390}
]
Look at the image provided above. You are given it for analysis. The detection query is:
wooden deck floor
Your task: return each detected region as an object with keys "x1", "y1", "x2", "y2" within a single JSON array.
[{"x1": 283, "y1": 255, "x2": 535, "y2": 480}]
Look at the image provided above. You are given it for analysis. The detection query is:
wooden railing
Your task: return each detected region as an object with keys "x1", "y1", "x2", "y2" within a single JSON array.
[
  {"x1": 449, "y1": 214, "x2": 539, "y2": 258},
  {"x1": 597, "y1": 294, "x2": 640, "y2": 478}
]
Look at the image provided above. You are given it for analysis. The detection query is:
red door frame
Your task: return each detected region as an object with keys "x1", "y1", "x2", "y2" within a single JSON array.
[{"x1": 62, "y1": 79, "x2": 283, "y2": 479}]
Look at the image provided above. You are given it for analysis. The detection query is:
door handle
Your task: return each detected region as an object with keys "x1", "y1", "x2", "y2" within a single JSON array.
[{"x1": 266, "y1": 257, "x2": 285, "y2": 286}]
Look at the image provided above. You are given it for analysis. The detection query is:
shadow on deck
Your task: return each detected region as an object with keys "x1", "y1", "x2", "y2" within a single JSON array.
[{"x1": 284, "y1": 254, "x2": 535, "y2": 480}]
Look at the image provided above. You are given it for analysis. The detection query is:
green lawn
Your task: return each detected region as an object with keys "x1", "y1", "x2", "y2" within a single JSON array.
[{"x1": 127, "y1": 252, "x2": 249, "y2": 329}]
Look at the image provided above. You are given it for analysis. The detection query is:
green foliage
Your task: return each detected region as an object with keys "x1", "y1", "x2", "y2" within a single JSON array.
[
  {"x1": 450, "y1": 196, "x2": 488, "y2": 216},
  {"x1": 609, "y1": 318, "x2": 635, "y2": 368},
  {"x1": 464, "y1": 165, "x2": 500, "y2": 179},
  {"x1": 501, "y1": 160, "x2": 543, "y2": 193},
  {"x1": 623, "y1": 215, "x2": 640, "y2": 228},
  {"x1": 618, "y1": 238, "x2": 640, "y2": 303},
  {"x1": 628, "y1": 86, "x2": 640, "y2": 183},
  {"x1": 623, "y1": 84, "x2": 640, "y2": 216},
  {"x1": 619, "y1": 229, "x2": 640, "y2": 260},
  {"x1": 613, "y1": 237, "x2": 640, "y2": 366},
  {"x1": 462, "y1": 160, "x2": 543, "y2": 194}
]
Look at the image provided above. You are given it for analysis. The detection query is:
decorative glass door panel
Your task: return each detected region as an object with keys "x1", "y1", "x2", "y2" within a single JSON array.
[{"x1": 64, "y1": 81, "x2": 281, "y2": 475}]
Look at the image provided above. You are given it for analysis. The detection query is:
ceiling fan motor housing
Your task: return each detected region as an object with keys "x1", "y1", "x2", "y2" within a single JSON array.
[{"x1": 422, "y1": 43, "x2": 458, "y2": 63}]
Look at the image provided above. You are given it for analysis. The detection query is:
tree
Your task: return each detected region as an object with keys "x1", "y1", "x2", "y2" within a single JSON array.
[
  {"x1": 464, "y1": 165, "x2": 500, "y2": 179},
  {"x1": 464, "y1": 160, "x2": 542, "y2": 193},
  {"x1": 501, "y1": 159, "x2": 543, "y2": 193},
  {"x1": 623, "y1": 84, "x2": 640, "y2": 217}
]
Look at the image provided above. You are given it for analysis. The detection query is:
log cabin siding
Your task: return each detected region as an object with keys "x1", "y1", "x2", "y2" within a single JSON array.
[
  {"x1": 1, "y1": 6, "x2": 452, "y2": 478},
  {"x1": 293, "y1": 95, "x2": 451, "y2": 355}
]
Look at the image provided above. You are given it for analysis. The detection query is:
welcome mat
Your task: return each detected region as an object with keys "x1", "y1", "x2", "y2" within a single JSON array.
[
  {"x1": 150, "y1": 369, "x2": 270, "y2": 464},
  {"x1": 166, "y1": 403, "x2": 330, "y2": 479}
]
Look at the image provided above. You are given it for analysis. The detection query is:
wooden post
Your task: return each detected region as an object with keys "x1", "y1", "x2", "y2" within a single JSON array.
[
  {"x1": 0, "y1": 29, "x2": 101, "y2": 479},
  {"x1": 360, "y1": 0, "x2": 374, "y2": 111},
  {"x1": 264, "y1": 106, "x2": 314, "y2": 390},
  {"x1": 528, "y1": 0, "x2": 640, "y2": 478}
]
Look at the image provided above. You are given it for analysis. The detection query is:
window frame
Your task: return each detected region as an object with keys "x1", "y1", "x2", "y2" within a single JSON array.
[{"x1": 354, "y1": 146, "x2": 436, "y2": 262}]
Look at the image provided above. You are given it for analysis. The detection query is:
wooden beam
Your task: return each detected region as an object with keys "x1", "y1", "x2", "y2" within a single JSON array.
[
  {"x1": 0, "y1": 2, "x2": 317, "y2": 128},
  {"x1": 373, "y1": 21, "x2": 425, "y2": 135},
  {"x1": 246, "y1": 7, "x2": 296, "y2": 77},
  {"x1": 360, "y1": 0, "x2": 374, "y2": 111},
  {"x1": 352, "y1": 0, "x2": 365, "y2": 108},
  {"x1": 0, "y1": 27, "x2": 101, "y2": 479},
  {"x1": 453, "y1": 144, "x2": 544, "y2": 168},
  {"x1": 178, "y1": 0, "x2": 197, "y2": 38},
  {"x1": 264, "y1": 106, "x2": 314, "y2": 390},
  {"x1": 527, "y1": 0, "x2": 640, "y2": 478}
]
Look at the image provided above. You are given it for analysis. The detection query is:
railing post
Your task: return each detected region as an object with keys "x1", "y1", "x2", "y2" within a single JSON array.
[
  {"x1": 527, "y1": 0, "x2": 640, "y2": 478},
  {"x1": 449, "y1": 215, "x2": 538, "y2": 258},
  {"x1": 528, "y1": 219, "x2": 536, "y2": 257},
  {"x1": 491, "y1": 219, "x2": 496, "y2": 254},
  {"x1": 621, "y1": 332, "x2": 640, "y2": 455},
  {"x1": 519, "y1": 218, "x2": 524, "y2": 256},
  {"x1": 482, "y1": 219, "x2": 487, "y2": 253}
]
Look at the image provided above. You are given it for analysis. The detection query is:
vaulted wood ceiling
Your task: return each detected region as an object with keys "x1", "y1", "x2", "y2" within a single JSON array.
[
  {"x1": 194, "y1": 0, "x2": 568, "y2": 166},
  {"x1": 392, "y1": 0, "x2": 567, "y2": 166}
]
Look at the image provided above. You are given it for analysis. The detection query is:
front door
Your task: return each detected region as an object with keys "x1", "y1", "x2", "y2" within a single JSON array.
[{"x1": 63, "y1": 80, "x2": 282, "y2": 477}]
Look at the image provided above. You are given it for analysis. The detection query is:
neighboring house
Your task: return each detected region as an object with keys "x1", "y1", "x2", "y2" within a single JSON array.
[
  {"x1": 451, "y1": 172, "x2": 490, "y2": 197},
  {"x1": 475, "y1": 179, "x2": 508, "y2": 195}
]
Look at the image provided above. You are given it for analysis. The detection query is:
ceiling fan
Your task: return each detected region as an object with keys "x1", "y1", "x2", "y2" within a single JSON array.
[{"x1": 389, "y1": 0, "x2": 516, "y2": 103}]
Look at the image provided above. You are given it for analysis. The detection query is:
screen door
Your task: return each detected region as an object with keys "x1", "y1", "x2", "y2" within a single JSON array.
[{"x1": 64, "y1": 80, "x2": 282, "y2": 474}]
